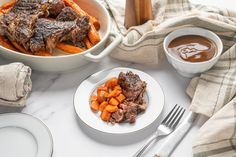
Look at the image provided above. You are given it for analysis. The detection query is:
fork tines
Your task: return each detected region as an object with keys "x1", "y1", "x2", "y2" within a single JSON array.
[{"x1": 161, "y1": 104, "x2": 185, "y2": 129}]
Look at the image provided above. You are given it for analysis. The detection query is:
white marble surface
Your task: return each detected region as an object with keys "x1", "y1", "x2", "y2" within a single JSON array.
[
  {"x1": 0, "y1": 55, "x2": 207, "y2": 157},
  {"x1": 0, "y1": 0, "x2": 235, "y2": 156}
]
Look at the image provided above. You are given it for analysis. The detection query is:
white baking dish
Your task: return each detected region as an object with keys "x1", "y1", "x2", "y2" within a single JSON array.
[{"x1": 0, "y1": 0, "x2": 122, "y2": 72}]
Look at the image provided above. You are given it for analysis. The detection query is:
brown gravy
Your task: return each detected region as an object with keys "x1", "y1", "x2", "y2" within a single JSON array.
[{"x1": 168, "y1": 35, "x2": 217, "y2": 62}]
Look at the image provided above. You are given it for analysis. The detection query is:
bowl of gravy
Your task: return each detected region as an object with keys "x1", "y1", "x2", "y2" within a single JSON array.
[{"x1": 163, "y1": 27, "x2": 223, "y2": 78}]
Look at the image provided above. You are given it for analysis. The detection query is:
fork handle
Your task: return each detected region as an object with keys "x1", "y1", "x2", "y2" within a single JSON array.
[
  {"x1": 154, "y1": 112, "x2": 198, "y2": 157},
  {"x1": 133, "y1": 133, "x2": 159, "y2": 157}
]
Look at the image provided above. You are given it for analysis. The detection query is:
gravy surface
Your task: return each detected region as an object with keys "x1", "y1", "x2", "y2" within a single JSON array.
[{"x1": 168, "y1": 35, "x2": 217, "y2": 62}]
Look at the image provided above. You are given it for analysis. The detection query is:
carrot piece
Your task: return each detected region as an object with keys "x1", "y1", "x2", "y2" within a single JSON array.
[
  {"x1": 105, "y1": 78, "x2": 118, "y2": 89},
  {"x1": 105, "y1": 105, "x2": 118, "y2": 113},
  {"x1": 63, "y1": 0, "x2": 101, "y2": 45},
  {"x1": 0, "y1": 0, "x2": 16, "y2": 10},
  {"x1": 56, "y1": 43, "x2": 84, "y2": 54},
  {"x1": 107, "y1": 89, "x2": 122, "y2": 98},
  {"x1": 1, "y1": 8, "x2": 11, "y2": 14},
  {"x1": 0, "y1": 36, "x2": 17, "y2": 51},
  {"x1": 34, "y1": 51, "x2": 52, "y2": 56},
  {"x1": 90, "y1": 95, "x2": 97, "y2": 101},
  {"x1": 116, "y1": 94, "x2": 126, "y2": 103},
  {"x1": 99, "y1": 101, "x2": 108, "y2": 111},
  {"x1": 97, "y1": 86, "x2": 108, "y2": 93},
  {"x1": 101, "y1": 109, "x2": 111, "y2": 121},
  {"x1": 84, "y1": 37, "x2": 92, "y2": 49},
  {"x1": 89, "y1": 16, "x2": 100, "y2": 30},
  {"x1": 114, "y1": 85, "x2": 122, "y2": 91},
  {"x1": 109, "y1": 97, "x2": 119, "y2": 106},
  {"x1": 110, "y1": 78, "x2": 118, "y2": 88},
  {"x1": 90, "y1": 100, "x2": 99, "y2": 112},
  {"x1": 88, "y1": 25, "x2": 100, "y2": 45},
  {"x1": 97, "y1": 90, "x2": 108, "y2": 103}
]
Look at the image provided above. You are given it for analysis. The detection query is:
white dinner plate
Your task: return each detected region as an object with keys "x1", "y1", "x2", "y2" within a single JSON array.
[
  {"x1": 0, "y1": 113, "x2": 53, "y2": 157},
  {"x1": 74, "y1": 67, "x2": 164, "y2": 135}
]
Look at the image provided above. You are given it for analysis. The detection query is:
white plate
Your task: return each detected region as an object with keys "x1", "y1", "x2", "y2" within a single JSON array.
[
  {"x1": 74, "y1": 67, "x2": 164, "y2": 135},
  {"x1": 0, "y1": 113, "x2": 53, "y2": 157}
]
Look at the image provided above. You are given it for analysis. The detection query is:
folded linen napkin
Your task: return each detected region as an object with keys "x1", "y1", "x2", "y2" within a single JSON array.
[
  {"x1": 0, "y1": 63, "x2": 32, "y2": 107},
  {"x1": 104, "y1": 0, "x2": 236, "y2": 156},
  {"x1": 186, "y1": 44, "x2": 236, "y2": 157}
]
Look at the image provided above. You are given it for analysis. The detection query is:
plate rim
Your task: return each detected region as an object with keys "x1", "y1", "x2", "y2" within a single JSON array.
[
  {"x1": 0, "y1": 113, "x2": 53, "y2": 157},
  {"x1": 73, "y1": 67, "x2": 165, "y2": 135}
]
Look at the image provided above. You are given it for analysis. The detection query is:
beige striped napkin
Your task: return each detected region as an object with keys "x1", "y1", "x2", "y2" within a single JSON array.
[{"x1": 104, "y1": 0, "x2": 236, "y2": 156}]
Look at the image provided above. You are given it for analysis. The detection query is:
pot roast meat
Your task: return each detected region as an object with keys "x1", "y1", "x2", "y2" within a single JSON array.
[
  {"x1": 29, "y1": 17, "x2": 90, "y2": 52},
  {"x1": 56, "y1": 7, "x2": 78, "y2": 21},
  {"x1": 0, "y1": 13, "x2": 38, "y2": 49},
  {"x1": 71, "y1": 16, "x2": 90, "y2": 43},
  {"x1": 56, "y1": 8, "x2": 90, "y2": 46},
  {"x1": 115, "y1": 71, "x2": 147, "y2": 123},
  {"x1": 10, "y1": 0, "x2": 65, "y2": 16},
  {"x1": 110, "y1": 109, "x2": 125, "y2": 123},
  {"x1": 29, "y1": 18, "x2": 77, "y2": 52},
  {"x1": 10, "y1": 0, "x2": 46, "y2": 16},
  {"x1": 118, "y1": 71, "x2": 147, "y2": 102},
  {"x1": 0, "y1": 0, "x2": 66, "y2": 50},
  {"x1": 48, "y1": 0, "x2": 65, "y2": 17}
]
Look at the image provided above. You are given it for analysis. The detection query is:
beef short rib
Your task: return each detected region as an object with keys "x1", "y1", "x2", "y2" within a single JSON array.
[
  {"x1": 29, "y1": 17, "x2": 90, "y2": 52},
  {"x1": 118, "y1": 71, "x2": 147, "y2": 103},
  {"x1": 56, "y1": 7, "x2": 78, "y2": 21}
]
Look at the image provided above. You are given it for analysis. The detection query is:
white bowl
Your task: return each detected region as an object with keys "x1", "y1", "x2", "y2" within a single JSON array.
[
  {"x1": 0, "y1": 0, "x2": 122, "y2": 72},
  {"x1": 163, "y1": 27, "x2": 223, "y2": 78}
]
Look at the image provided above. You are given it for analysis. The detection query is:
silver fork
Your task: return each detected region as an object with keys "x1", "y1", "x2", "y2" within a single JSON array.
[{"x1": 133, "y1": 104, "x2": 185, "y2": 157}]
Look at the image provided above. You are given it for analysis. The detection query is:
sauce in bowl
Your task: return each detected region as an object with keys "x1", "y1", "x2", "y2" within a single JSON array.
[{"x1": 168, "y1": 35, "x2": 217, "y2": 62}]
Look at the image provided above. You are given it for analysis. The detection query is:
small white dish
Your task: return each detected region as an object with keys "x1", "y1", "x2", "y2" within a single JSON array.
[
  {"x1": 163, "y1": 27, "x2": 223, "y2": 78},
  {"x1": 74, "y1": 67, "x2": 164, "y2": 136},
  {"x1": 0, "y1": 113, "x2": 53, "y2": 157}
]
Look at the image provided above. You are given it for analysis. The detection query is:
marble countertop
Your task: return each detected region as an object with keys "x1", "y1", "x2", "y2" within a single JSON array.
[
  {"x1": 0, "y1": 56, "x2": 207, "y2": 157},
  {"x1": 0, "y1": 0, "x2": 235, "y2": 156}
]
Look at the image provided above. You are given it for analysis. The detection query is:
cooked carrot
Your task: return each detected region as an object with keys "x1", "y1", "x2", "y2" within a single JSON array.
[
  {"x1": 90, "y1": 100, "x2": 99, "y2": 112},
  {"x1": 107, "y1": 89, "x2": 122, "y2": 98},
  {"x1": 105, "y1": 105, "x2": 118, "y2": 113},
  {"x1": 116, "y1": 94, "x2": 126, "y2": 103},
  {"x1": 63, "y1": 0, "x2": 101, "y2": 45},
  {"x1": 88, "y1": 26, "x2": 100, "y2": 45},
  {"x1": 0, "y1": 36, "x2": 17, "y2": 51},
  {"x1": 34, "y1": 51, "x2": 52, "y2": 56},
  {"x1": 89, "y1": 16, "x2": 100, "y2": 30},
  {"x1": 56, "y1": 43, "x2": 84, "y2": 54},
  {"x1": 109, "y1": 97, "x2": 119, "y2": 106},
  {"x1": 84, "y1": 37, "x2": 92, "y2": 49},
  {"x1": 1, "y1": 8, "x2": 11, "y2": 14},
  {"x1": 101, "y1": 109, "x2": 111, "y2": 121},
  {"x1": 90, "y1": 95, "x2": 97, "y2": 101},
  {"x1": 105, "y1": 77, "x2": 118, "y2": 89},
  {"x1": 97, "y1": 90, "x2": 108, "y2": 103},
  {"x1": 99, "y1": 101, "x2": 108, "y2": 111},
  {"x1": 0, "y1": 10, "x2": 3, "y2": 14},
  {"x1": 114, "y1": 85, "x2": 122, "y2": 91},
  {"x1": 97, "y1": 86, "x2": 108, "y2": 93},
  {"x1": 0, "y1": 0, "x2": 16, "y2": 10}
]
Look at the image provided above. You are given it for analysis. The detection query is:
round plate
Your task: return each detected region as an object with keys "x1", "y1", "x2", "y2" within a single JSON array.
[
  {"x1": 0, "y1": 113, "x2": 53, "y2": 157},
  {"x1": 74, "y1": 67, "x2": 164, "y2": 135}
]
